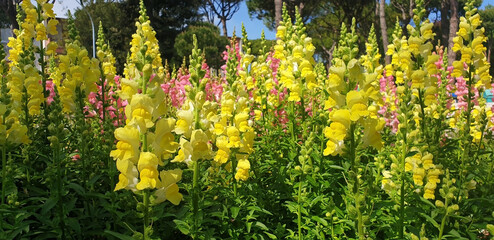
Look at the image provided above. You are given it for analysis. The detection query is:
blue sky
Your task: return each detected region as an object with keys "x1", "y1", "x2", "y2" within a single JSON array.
[{"x1": 53, "y1": 0, "x2": 494, "y2": 41}]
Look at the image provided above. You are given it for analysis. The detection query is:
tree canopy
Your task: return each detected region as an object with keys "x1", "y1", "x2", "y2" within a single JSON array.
[
  {"x1": 174, "y1": 22, "x2": 229, "y2": 69},
  {"x1": 74, "y1": 0, "x2": 203, "y2": 72}
]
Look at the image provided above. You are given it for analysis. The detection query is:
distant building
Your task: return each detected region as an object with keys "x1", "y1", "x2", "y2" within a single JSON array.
[{"x1": 1, "y1": 27, "x2": 13, "y2": 57}]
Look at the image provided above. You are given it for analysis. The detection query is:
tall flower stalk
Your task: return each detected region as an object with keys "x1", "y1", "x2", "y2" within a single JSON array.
[{"x1": 110, "y1": 1, "x2": 183, "y2": 238}]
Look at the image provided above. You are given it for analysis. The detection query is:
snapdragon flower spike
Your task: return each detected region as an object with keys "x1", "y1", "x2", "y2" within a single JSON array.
[
  {"x1": 450, "y1": 0, "x2": 493, "y2": 138},
  {"x1": 212, "y1": 65, "x2": 255, "y2": 181},
  {"x1": 3, "y1": 0, "x2": 61, "y2": 144},
  {"x1": 380, "y1": 0, "x2": 444, "y2": 201},
  {"x1": 323, "y1": 19, "x2": 385, "y2": 156},
  {"x1": 0, "y1": 49, "x2": 29, "y2": 146},
  {"x1": 172, "y1": 35, "x2": 215, "y2": 167},
  {"x1": 161, "y1": 59, "x2": 191, "y2": 108},
  {"x1": 87, "y1": 78, "x2": 124, "y2": 127},
  {"x1": 404, "y1": 150, "x2": 443, "y2": 199},
  {"x1": 50, "y1": 12, "x2": 100, "y2": 114},
  {"x1": 111, "y1": 0, "x2": 182, "y2": 206},
  {"x1": 273, "y1": 5, "x2": 317, "y2": 103},
  {"x1": 96, "y1": 21, "x2": 117, "y2": 84}
]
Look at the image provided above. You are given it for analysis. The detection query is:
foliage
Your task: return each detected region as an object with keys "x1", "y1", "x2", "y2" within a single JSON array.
[
  {"x1": 74, "y1": 0, "x2": 133, "y2": 73},
  {"x1": 246, "y1": 0, "x2": 324, "y2": 31},
  {"x1": 74, "y1": 0, "x2": 203, "y2": 72},
  {"x1": 174, "y1": 22, "x2": 228, "y2": 69}
]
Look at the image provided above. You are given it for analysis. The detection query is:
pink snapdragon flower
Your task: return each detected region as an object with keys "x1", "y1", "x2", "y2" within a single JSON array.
[
  {"x1": 45, "y1": 80, "x2": 56, "y2": 105},
  {"x1": 161, "y1": 67, "x2": 191, "y2": 108}
]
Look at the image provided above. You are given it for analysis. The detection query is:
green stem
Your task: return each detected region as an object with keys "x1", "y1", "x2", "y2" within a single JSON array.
[
  {"x1": 349, "y1": 123, "x2": 364, "y2": 240},
  {"x1": 77, "y1": 88, "x2": 89, "y2": 189},
  {"x1": 192, "y1": 159, "x2": 200, "y2": 239},
  {"x1": 417, "y1": 89, "x2": 428, "y2": 142},
  {"x1": 297, "y1": 176, "x2": 303, "y2": 240},
  {"x1": 143, "y1": 190, "x2": 150, "y2": 240},
  {"x1": 290, "y1": 102, "x2": 296, "y2": 142},
  {"x1": 231, "y1": 151, "x2": 238, "y2": 198},
  {"x1": 399, "y1": 88, "x2": 410, "y2": 240},
  {"x1": 0, "y1": 145, "x2": 4, "y2": 230},
  {"x1": 487, "y1": 157, "x2": 494, "y2": 187},
  {"x1": 437, "y1": 197, "x2": 450, "y2": 240},
  {"x1": 39, "y1": 40, "x2": 47, "y2": 98},
  {"x1": 54, "y1": 143, "x2": 65, "y2": 239},
  {"x1": 457, "y1": 65, "x2": 474, "y2": 201},
  {"x1": 399, "y1": 174, "x2": 405, "y2": 239},
  {"x1": 1, "y1": 144, "x2": 6, "y2": 206}
]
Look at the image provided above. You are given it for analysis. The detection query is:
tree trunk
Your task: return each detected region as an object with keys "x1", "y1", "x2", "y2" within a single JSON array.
[
  {"x1": 221, "y1": 17, "x2": 228, "y2": 37},
  {"x1": 6, "y1": 0, "x2": 19, "y2": 30},
  {"x1": 448, "y1": 0, "x2": 458, "y2": 64},
  {"x1": 299, "y1": 2, "x2": 304, "y2": 16},
  {"x1": 488, "y1": 40, "x2": 492, "y2": 64},
  {"x1": 379, "y1": 0, "x2": 390, "y2": 65},
  {"x1": 441, "y1": 0, "x2": 449, "y2": 47},
  {"x1": 274, "y1": 0, "x2": 282, "y2": 29}
]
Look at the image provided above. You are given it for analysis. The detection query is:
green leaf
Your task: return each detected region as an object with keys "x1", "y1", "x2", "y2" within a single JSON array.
[
  {"x1": 328, "y1": 165, "x2": 344, "y2": 170},
  {"x1": 104, "y1": 230, "x2": 135, "y2": 240},
  {"x1": 255, "y1": 221, "x2": 269, "y2": 231},
  {"x1": 419, "y1": 196, "x2": 435, "y2": 208},
  {"x1": 418, "y1": 213, "x2": 440, "y2": 229},
  {"x1": 447, "y1": 229, "x2": 468, "y2": 239},
  {"x1": 285, "y1": 201, "x2": 297, "y2": 214},
  {"x1": 264, "y1": 231, "x2": 277, "y2": 239},
  {"x1": 487, "y1": 224, "x2": 494, "y2": 234},
  {"x1": 246, "y1": 221, "x2": 253, "y2": 233},
  {"x1": 66, "y1": 218, "x2": 81, "y2": 235},
  {"x1": 311, "y1": 216, "x2": 328, "y2": 226},
  {"x1": 67, "y1": 182, "x2": 85, "y2": 195},
  {"x1": 231, "y1": 207, "x2": 240, "y2": 219},
  {"x1": 41, "y1": 198, "x2": 58, "y2": 216},
  {"x1": 173, "y1": 219, "x2": 190, "y2": 235}
]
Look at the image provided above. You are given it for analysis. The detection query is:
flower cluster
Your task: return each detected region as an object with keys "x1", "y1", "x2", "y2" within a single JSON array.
[
  {"x1": 323, "y1": 20, "x2": 384, "y2": 156},
  {"x1": 274, "y1": 5, "x2": 317, "y2": 103},
  {"x1": 111, "y1": 1, "x2": 182, "y2": 205}
]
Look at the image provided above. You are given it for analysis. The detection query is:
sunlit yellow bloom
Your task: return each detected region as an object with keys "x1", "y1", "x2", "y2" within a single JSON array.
[
  {"x1": 276, "y1": 26, "x2": 286, "y2": 39},
  {"x1": 235, "y1": 158, "x2": 250, "y2": 181},
  {"x1": 46, "y1": 41, "x2": 58, "y2": 55},
  {"x1": 154, "y1": 169, "x2": 183, "y2": 205},
  {"x1": 110, "y1": 126, "x2": 141, "y2": 163},
  {"x1": 136, "y1": 152, "x2": 160, "y2": 190},
  {"x1": 42, "y1": 3, "x2": 56, "y2": 18},
  {"x1": 324, "y1": 122, "x2": 347, "y2": 141},
  {"x1": 126, "y1": 94, "x2": 154, "y2": 131},
  {"x1": 413, "y1": 168, "x2": 425, "y2": 186},
  {"x1": 227, "y1": 126, "x2": 242, "y2": 148},
  {"x1": 214, "y1": 136, "x2": 230, "y2": 164},
  {"x1": 190, "y1": 129, "x2": 210, "y2": 159},
  {"x1": 47, "y1": 19, "x2": 58, "y2": 35},
  {"x1": 152, "y1": 118, "x2": 179, "y2": 157},
  {"x1": 35, "y1": 23, "x2": 47, "y2": 41}
]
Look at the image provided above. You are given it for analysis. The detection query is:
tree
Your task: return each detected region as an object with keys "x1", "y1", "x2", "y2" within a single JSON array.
[
  {"x1": 75, "y1": 0, "x2": 203, "y2": 72},
  {"x1": 437, "y1": 0, "x2": 481, "y2": 64},
  {"x1": 204, "y1": 0, "x2": 241, "y2": 37},
  {"x1": 174, "y1": 22, "x2": 228, "y2": 69},
  {"x1": 447, "y1": 0, "x2": 458, "y2": 64},
  {"x1": 274, "y1": 0, "x2": 282, "y2": 29},
  {"x1": 306, "y1": 0, "x2": 376, "y2": 67},
  {"x1": 0, "y1": 0, "x2": 22, "y2": 29},
  {"x1": 378, "y1": 0, "x2": 390, "y2": 64},
  {"x1": 246, "y1": 0, "x2": 324, "y2": 31},
  {"x1": 75, "y1": 1, "x2": 134, "y2": 73},
  {"x1": 479, "y1": 5, "x2": 494, "y2": 74}
]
